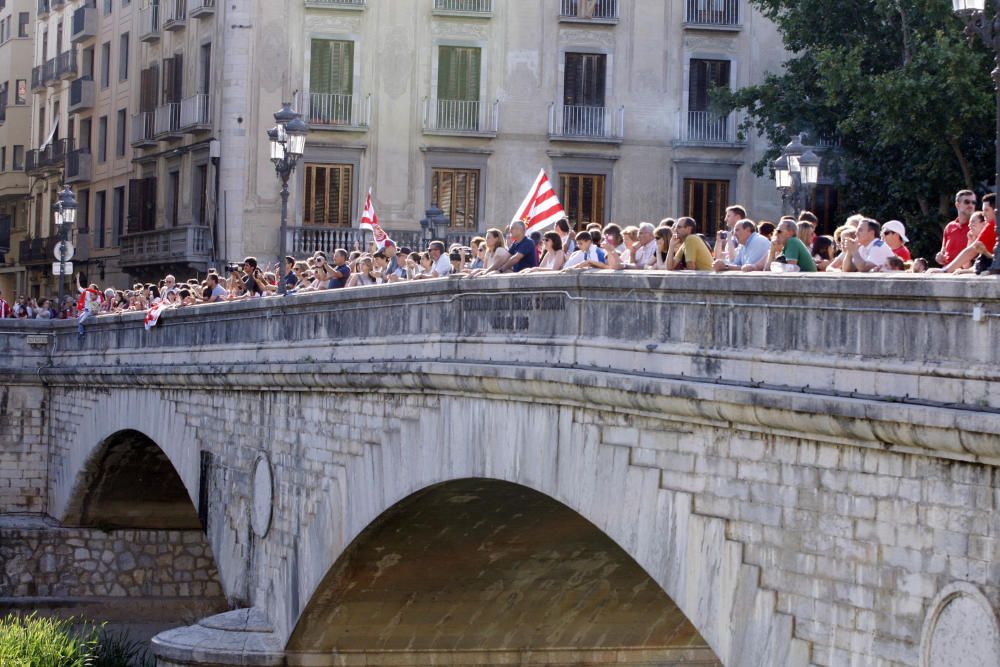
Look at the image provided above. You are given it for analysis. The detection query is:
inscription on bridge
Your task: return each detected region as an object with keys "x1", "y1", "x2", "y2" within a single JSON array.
[{"x1": 461, "y1": 293, "x2": 567, "y2": 332}]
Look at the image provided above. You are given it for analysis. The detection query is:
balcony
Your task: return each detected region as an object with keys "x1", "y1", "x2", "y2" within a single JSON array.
[
  {"x1": 131, "y1": 111, "x2": 158, "y2": 147},
  {"x1": 287, "y1": 227, "x2": 474, "y2": 257},
  {"x1": 432, "y1": 0, "x2": 492, "y2": 17},
  {"x1": 675, "y1": 110, "x2": 746, "y2": 147},
  {"x1": 303, "y1": 0, "x2": 365, "y2": 9},
  {"x1": 65, "y1": 147, "x2": 92, "y2": 184},
  {"x1": 179, "y1": 94, "x2": 210, "y2": 131},
  {"x1": 684, "y1": 0, "x2": 741, "y2": 30},
  {"x1": 31, "y1": 66, "x2": 45, "y2": 92},
  {"x1": 422, "y1": 98, "x2": 498, "y2": 137},
  {"x1": 120, "y1": 225, "x2": 213, "y2": 269},
  {"x1": 43, "y1": 59, "x2": 58, "y2": 86},
  {"x1": 140, "y1": 4, "x2": 161, "y2": 42},
  {"x1": 42, "y1": 139, "x2": 71, "y2": 170},
  {"x1": 56, "y1": 50, "x2": 79, "y2": 81},
  {"x1": 303, "y1": 92, "x2": 371, "y2": 131},
  {"x1": 558, "y1": 0, "x2": 618, "y2": 24},
  {"x1": 18, "y1": 237, "x2": 60, "y2": 266},
  {"x1": 162, "y1": 0, "x2": 186, "y2": 30},
  {"x1": 187, "y1": 0, "x2": 214, "y2": 18},
  {"x1": 548, "y1": 104, "x2": 623, "y2": 143},
  {"x1": 69, "y1": 77, "x2": 96, "y2": 113},
  {"x1": 71, "y1": 6, "x2": 99, "y2": 43},
  {"x1": 37, "y1": 0, "x2": 49, "y2": 18},
  {"x1": 154, "y1": 103, "x2": 182, "y2": 138}
]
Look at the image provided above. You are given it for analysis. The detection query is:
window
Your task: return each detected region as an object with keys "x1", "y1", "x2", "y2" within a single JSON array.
[
  {"x1": 103, "y1": 0, "x2": 112, "y2": 14},
  {"x1": 303, "y1": 163, "x2": 353, "y2": 227},
  {"x1": 97, "y1": 115, "x2": 107, "y2": 162},
  {"x1": 76, "y1": 189, "x2": 89, "y2": 233},
  {"x1": 15, "y1": 79, "x2": 26, "y2": 104},
  {"x1": 560, "y1": 173, "x2": 605, "y2": 229},
  {"x1": 199, "y1": 43, "x2": 211, "y2": 94},
  {"x1": 79, "y1": 118, "x2": 92, "y2": 148},
  {"x1": 162, "y1": 54, "x2": 182, "y2": 104},
  {"x1": 193, "y1": 163, "x2": 207, "y2": 225},
  {"x1": 12, "y1": 145, "x2": 23, "y2": 170},
  {"x1": 139, "y1": 64, "x2": 159, "y2": 113},
  {"x1": 100, "y1": 41, "x2": 111, "y2": 88},
  {"x1": 563, "y1": 52, "x2": 607, "y2": 135},
  {"x1": 688, "y1": 59, "x2": 730, "y2": 112},
  {"x1": 431, "y1": 168, "x2": 479, "y2": 230},
  {"x1": 309, "y1": 40, "x2": 353, "y2": 124},
  {"x1": 94, "y1": 190, "x2": 106, "y2": 248},
  {"x1": 128, "y1": 177, "x2": 156, "y2": 232},
  {"x1": 0, "y1": 147, "x2": 6, "y2": 172},
  {"x1": 808, "y1": 184, "x2": 840, "y2": 234},
  {"x1": 167, "y1": 170, "x2": 179, "y2": 226},
  {"x1": 115, "y1": 108, "x2": 126, "y2": 156},
  {"x1": 118, "y1": 32, "x2": 129, "y2": 81},
  {"x1": 436, "y1": 46, "x2": 481, "y2": 130},
  {"x1": 112, "y1": 186, "x2": 125, "y2": 245},
  {"x1": 18, "y1": 12, "x2": 28, "y2": 38},
  {"x1": 682, "y1": 178, "x2": 729, "y2": 234}
]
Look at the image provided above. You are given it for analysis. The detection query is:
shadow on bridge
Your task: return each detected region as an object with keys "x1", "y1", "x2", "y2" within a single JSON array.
[{"x1": 284, "y1": 478, "x2": 721, "y2": 667}]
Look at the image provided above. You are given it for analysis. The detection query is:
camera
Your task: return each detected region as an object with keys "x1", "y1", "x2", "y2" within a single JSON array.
[{"x1": 225, "y1": 263, "x2": 240, "y2": 274}]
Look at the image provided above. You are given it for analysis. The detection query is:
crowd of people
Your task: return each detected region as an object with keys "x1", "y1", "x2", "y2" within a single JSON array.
[{"x1": 0, "y1": 188, "x2": 995, "y2": 333}]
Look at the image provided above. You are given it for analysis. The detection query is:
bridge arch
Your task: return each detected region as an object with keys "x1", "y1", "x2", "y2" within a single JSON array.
[
  {"x1": 286, "y1": 477, "x2": 720, "y2": 666},
  {"x1": 277, "y1": 394, "x2": 809, "y2": 667}
]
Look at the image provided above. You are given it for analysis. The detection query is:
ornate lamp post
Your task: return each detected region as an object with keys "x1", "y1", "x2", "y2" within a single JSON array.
[
  {"x1": 52, "y1": 185, "x2": 77, "y2": 309},
  {"x1": 267, "y1": 102, "x2": 309, "y2": 292},
  {"x1": 773, "y1": 134, "x2": 821, "y2": 218},
  {"x1": 953, "y1": 0, "x2": 1000, "y2": 272}
]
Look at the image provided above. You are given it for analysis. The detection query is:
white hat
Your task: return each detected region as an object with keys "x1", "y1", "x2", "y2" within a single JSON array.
[{"x1": 883, "y1": 220, "x2": 909, "y2": 243}]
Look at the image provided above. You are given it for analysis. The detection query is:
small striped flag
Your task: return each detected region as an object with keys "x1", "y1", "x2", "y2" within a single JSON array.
[
  {"x1": 359, "y1": 189, "x2": 392, "y2": 249},
  {"x1": 511, "y1": 169, "x2": 566, "y2": 234}
]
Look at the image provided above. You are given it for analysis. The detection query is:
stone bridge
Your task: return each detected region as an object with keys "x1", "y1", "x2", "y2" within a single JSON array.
[{"x1": 2, "y1": 273, "x2": 1000, "y2": 667}]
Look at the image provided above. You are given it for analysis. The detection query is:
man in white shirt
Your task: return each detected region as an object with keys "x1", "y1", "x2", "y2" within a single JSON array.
[
  {"x1": 844, "y1": 219, "x2": 896, "y2": 272},
  {"x1": 629, "y1": 222, "x2": 657, "y2": 269},
  {"x1": 428, "y1": 241, "x2": 452, "y2": 277}
]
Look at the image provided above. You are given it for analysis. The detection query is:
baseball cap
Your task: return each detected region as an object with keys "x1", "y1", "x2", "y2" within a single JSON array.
[{"x1": 882, "y1": 220, "x2": 909, "y2": 243}]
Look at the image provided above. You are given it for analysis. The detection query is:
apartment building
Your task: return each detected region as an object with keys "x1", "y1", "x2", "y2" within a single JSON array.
[
  {"x1": 11, "y1": 0, "x2": 809, "y2": 294},
  {"x1": 0, "y1": 0, "x2": 33, "y2": 298},
  {"x1": 21, "y1": 0, "x2": 135, "y2": 298},
  {"x1": 231, "y1": 0, "x2": 796, "y2": 261}
]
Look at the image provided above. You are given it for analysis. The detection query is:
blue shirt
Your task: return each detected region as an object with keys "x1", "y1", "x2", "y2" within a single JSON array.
[
  {"x1": 734, "y1": 232, "x2": 771, "y2": 268},
  {"x1": 508, "y1": 237, "x2": 538, "y2": 272},
  {"x1": 327, "y1": 263, "x2": 351, "y2": 289}
]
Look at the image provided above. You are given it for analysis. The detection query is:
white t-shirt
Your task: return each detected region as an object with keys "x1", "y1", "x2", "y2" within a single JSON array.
[
  {"x1": 432, "y1": 254, "x2": 452, "y2": 277},
  {"x1": 564, "y1": 246, "x2": 604, "y2": 269},
  {"x1": 859, "y1": 239, "x2": 895, "y2": 270},
  {"x1": 632, "y1": 241, "x2": 657, "y2": 268}
]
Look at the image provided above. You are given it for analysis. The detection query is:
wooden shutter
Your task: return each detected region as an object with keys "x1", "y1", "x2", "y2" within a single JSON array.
[
  {"x1": 143, "y1": 177, "x2": 156, "y2": 231},
  {"x1": 564, "y1": 53, "x2": 605, "y2": 107},
  {"x1": 172, "y1": 53, "x2": 183, "y2": 102},
  {"x1": 689, "y1": 59, "x2": 729, "y2": 111},
  {"x1": 310, "y1": 40, "x2": 332, "y2": 93},
  {"x1": 127, "y1": 178, "x2": 142, "y2": 233},
  {"x1": 162, "y1": 57, "x2": 174, "y2": 103}
]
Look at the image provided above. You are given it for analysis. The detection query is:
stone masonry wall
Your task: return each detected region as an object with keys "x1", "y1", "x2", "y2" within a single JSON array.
[
  {"x1": 0, "y1": 517, "x2": 224, "y2": 600},
  {"x1": 0, "y1": 385, "x2": 47, "y2": 513},
  {"x1": 42, "y1": 383, "x2": 999, "y2": 667}
]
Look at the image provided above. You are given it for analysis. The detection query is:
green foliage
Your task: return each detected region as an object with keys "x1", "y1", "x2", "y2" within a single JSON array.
[
  {"x1": 716, "y1": 0, "x2": 996, "y2": 252},
  {"x1": 0, "y1": 613, "x2": 100, "y2": 667},
  {"x1": 0, "y1": 613, "x2": 153, "y2": 667}
]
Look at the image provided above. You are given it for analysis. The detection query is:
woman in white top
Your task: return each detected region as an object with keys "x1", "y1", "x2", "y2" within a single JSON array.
[
  {"x1": 522, "y1": 231, "x2": 566, "y2": 272},
  {"x1": 469, "y1": 228, "x2": 510, "y2": 276}
]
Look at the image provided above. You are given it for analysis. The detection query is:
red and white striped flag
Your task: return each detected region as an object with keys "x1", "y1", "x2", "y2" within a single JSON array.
[
  {"x1": 359, "y1": 189, "x2": 392, "y2": 249},
  {"x1": 144, "y1": 301, "x2": 173, "y2": 331},
  {"x1": 511, "y1": 169, "x2": 566, "y2": 234}
]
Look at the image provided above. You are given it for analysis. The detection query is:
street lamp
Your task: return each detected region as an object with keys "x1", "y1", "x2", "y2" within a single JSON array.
[
  {"x1": 953, "y1": 0, "x2": 1000, "y2": 273},
  {"x1": 52, "y1": 185, "x2": 77, "y2": 309},
  {"x1": 773, "y1": 133, "x2": 821, "y2": 217},
  {"x1": 267, "y1": 101, "x2": 310, "y2": 292}
]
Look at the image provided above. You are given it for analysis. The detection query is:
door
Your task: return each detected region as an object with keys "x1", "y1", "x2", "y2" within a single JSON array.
[{"x1": 563, "y1": 53, "x2": 606, "y2": 135}]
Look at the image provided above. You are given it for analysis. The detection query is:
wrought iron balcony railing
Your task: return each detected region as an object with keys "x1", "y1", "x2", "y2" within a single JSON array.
[{"x1": 548, "y1": 103, "x2": 624, "y2": 142}]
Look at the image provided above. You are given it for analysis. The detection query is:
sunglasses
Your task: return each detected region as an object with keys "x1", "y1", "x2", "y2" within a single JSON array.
[{"x1": 961, "y1": 200, "x2": 977, "y2": 205}]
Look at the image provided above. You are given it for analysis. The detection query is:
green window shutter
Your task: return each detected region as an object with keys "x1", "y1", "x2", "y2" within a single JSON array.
[
  {"x1": 312, "y1": 40, "x2": 353, "y2": 95},
  {"x1": 438, "y1": 46, "x2": 480, "y2": 101}
]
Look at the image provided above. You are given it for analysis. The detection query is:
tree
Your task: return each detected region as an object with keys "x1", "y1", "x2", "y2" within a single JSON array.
[{"x1": 717, "y1": 0, "x2": 995, "y2": 256}]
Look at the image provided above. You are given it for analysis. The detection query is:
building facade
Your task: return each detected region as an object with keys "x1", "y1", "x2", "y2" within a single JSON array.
[
  {"x1": 11, "y1": 0, "x2": 801, "y2": 295},
  {"x1": 0, "y1": 0, "x2": 33, "y2": 298}
]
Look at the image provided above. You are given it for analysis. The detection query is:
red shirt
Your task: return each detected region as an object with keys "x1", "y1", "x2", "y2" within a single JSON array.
[
  {"x1": 0, "y1": 298, "x2": 9, "y2": 319},
  {"x1": 892, "y1": 245, "x2": 911, "y2": 261},
  {"x1": 940, "y1": 218, "x2": 970, "y2": 265},
  {"x1": 976, "y1": 219, "x2": 997, "y2": 253}
]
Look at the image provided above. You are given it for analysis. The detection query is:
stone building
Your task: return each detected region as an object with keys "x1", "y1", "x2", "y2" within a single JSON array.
[
  {"x1": 0, "y1": 0, "x2": 33, "y2": 298},
  {"x1": 10, "y1": 0, "x2": 808, "y2": 295}
]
